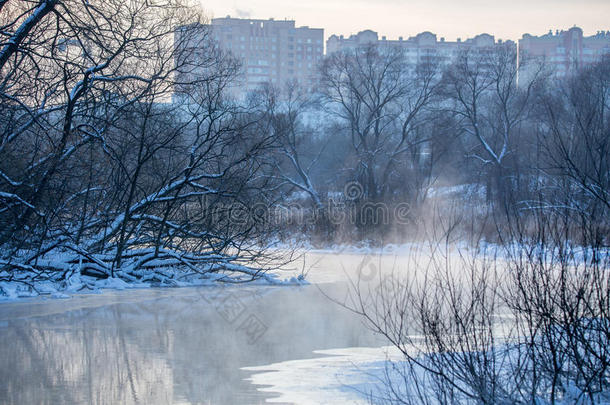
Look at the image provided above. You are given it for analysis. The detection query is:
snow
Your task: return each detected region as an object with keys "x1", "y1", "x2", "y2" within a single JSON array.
[
  {"x1": 243, "y1": 346, "x2": 404, "y2": 405},
  {"x1": 0, "y1": 264, "x2": 308, "y2": 302},
  {"x1": 245, "y1": 342, "x2": 610, "y2": 404},
  {"x1": 3, "y1": 240, "x2": 603, "y2": 302}
]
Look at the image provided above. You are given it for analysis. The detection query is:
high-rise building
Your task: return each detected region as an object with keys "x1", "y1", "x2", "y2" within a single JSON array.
[
  {"x1": 326, "y1": 30, "x2": 514, "y2": 69},
  {"x1": 519, "y1": 27, "x2": 610, "y2": 76},
  {"x1": 210, "y1": 17, "x2": 324, "y2": 94}
]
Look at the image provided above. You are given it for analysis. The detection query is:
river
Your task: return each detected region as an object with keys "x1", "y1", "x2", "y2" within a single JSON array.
[{"x1": 0, "y1": 251, "x2": 403, "y2": 404}]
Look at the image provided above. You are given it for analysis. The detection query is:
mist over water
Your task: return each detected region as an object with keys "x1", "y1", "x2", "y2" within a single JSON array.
[{"x1": 0, "y1": 253, "x2": 390, "y2": 405}]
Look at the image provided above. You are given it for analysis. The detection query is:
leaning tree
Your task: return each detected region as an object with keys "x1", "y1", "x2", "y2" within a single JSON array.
[{"x1": 0, "y1": 0, "x2": 285, "y2": 291}]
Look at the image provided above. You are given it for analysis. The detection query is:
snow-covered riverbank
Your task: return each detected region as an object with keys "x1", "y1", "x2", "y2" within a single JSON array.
[{"x1": 0, "y1": 266, "x2": 308, "y2": 301}]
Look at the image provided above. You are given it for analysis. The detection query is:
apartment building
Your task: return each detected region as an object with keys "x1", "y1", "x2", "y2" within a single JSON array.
[
  {"x1": 326, "y1": 30, "x2": 514, "y2": 69},
  {"x1": 210, "y1": 17, "x2": 324, "y2": 94},
  {"x1": 519, "y1": 27, "x2": 610, "y2": 76}
]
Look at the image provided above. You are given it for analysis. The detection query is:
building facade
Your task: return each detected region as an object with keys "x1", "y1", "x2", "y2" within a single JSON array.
[
  {"x1": 210, "y1": 17, "x2": 324, "y2": 94},
  {"x1": 176, "y1": 21, "x2": 609, "y2": 100},
  {"x1": 519, "y1": 27, "x2": 610, "y2": 76},
  {"x1": 326, "y1": 30, "x2": 514, "y2": 69}
]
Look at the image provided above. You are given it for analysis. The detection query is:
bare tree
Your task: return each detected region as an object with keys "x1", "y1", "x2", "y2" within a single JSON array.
[
  {"x1": 319, "y1": 44, "x2": 439, "y2": 204},
  {"x1": 536, "y1": 56, "x2": 610, "y2": 216},
  {"x1": 442, "y1": 45, "x2": 543, "y2": 204},
  {"x1": 0, "y1": 0, "x2": 286, "y2": 291},
  {"x1": 254, "y1": 82, "x2": 326, "y2": 211}
]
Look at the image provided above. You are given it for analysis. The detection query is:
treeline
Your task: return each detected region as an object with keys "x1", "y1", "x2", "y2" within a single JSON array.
[
  {"x1": 0, "y1": 0, "x2": 608, "y2": 288},
  {"x1": 259, "y1": 43, "x2": 609, "y2": 246}
]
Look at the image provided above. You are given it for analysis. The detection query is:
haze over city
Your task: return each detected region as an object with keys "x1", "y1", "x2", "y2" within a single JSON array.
[{"x1": 200, "y1": 0, "x2": 610, "y2": 41}]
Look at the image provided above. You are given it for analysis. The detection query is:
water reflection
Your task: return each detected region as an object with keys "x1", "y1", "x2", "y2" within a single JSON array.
[{"x1": 0, "y1": 254, "x2": 387, "y2": 405}]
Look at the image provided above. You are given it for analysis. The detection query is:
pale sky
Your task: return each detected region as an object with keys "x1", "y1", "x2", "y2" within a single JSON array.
[{"x1": 198, "y1": 0, "x2": 610, "y2": 42}]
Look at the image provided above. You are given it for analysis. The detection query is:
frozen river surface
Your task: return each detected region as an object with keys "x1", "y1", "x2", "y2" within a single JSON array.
[{"x1": 0, "y1": 252, "x2": 402, "y2": 404}]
